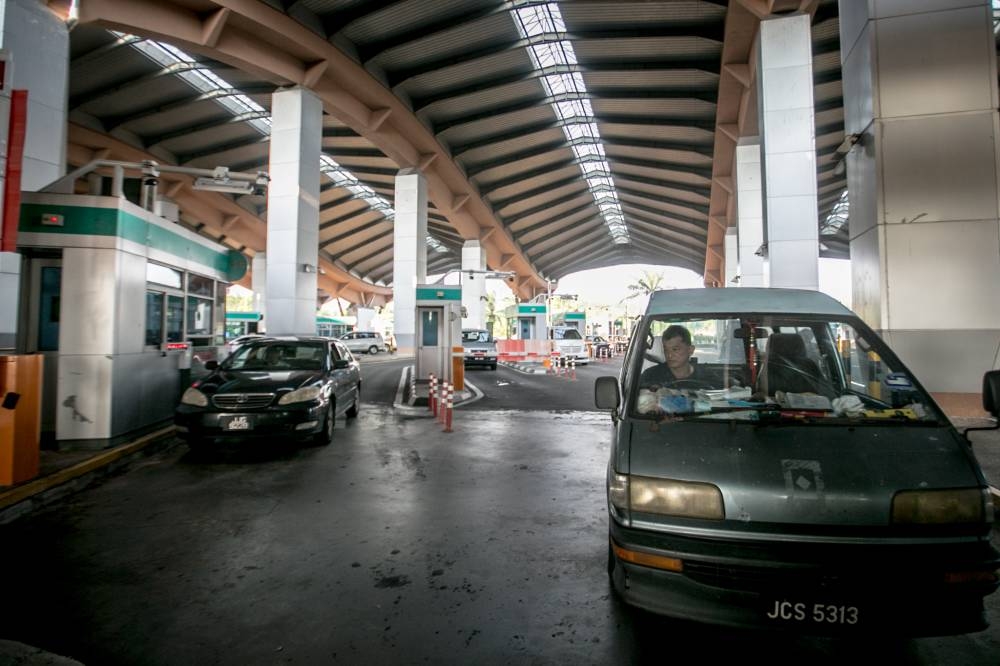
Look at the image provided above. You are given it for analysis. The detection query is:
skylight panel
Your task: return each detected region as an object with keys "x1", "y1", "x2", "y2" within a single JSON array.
[{"x1": 510, "y1": 3, "x2": 629, "y2": 245}]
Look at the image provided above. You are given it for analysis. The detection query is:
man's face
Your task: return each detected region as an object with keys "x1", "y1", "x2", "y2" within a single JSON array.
[{"x1": 662, "y1": 335, "x2": 693, "y2": 371}]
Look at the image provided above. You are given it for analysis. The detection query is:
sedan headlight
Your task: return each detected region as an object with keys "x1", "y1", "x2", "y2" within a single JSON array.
[
  {"x1": 891, "y1": 488, "x2": 991, "y2": 524},
  {"x1": 630, "y1": 475, "x2": 725, "y2": 520},
  {"x1": 278, "y1": 386, "x2": 323, "y2": 405},
  {"x1": 180, "y1": 388, "x2": 208, "y2": 407}
]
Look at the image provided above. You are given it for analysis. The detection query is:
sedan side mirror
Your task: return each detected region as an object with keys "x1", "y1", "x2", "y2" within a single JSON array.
[
  {"x1": 204, "y1": 360, "x2": 219, "y2": 371},
  {"x1": 333, "y1": 359, "x2": 350, "y2": 370},
  {"x1": 595, "y1": 376, "x2": 621, "y2": 413},
  {"x1": 982, "y1": 370, "x2": 1000, "y2": 417}
]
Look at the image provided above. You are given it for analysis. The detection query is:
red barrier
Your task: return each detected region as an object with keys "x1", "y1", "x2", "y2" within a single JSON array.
[
  {"x1": 443, "y1": 382, "x2": 453, "y2": 433},
  {"x1": 429, "y1": 374, "x2": 437, "y2": 416}
]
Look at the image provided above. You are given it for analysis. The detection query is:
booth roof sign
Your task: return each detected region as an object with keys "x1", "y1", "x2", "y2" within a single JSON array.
[
  {"x1": 518, "y1": 304, "x2": 546, "y2": 314},
  {"x1": 416, "y1": 286, "x2": 461, "y2": 301},
  {"x1": 564, "y1": 312, "x2": 586, "y2": 320}
]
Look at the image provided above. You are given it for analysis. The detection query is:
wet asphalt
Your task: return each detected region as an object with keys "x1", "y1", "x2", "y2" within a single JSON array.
[{"x1": 0, "y1": 356, "x2": 998, "y2": 665}]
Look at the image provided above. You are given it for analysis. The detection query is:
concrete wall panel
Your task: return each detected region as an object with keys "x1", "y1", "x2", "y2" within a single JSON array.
[
  {"x1": 884, "y1": 219, "x2": 1000, "y2": 330},
  {"x1": 880, "y1": 112, "x2": 999, "y2": 225},
  {"x1": 849, "y1": 227, "x2": 884, "y2": 329},
  {"x1": 882, "y1": 328, "x2": 1000, "y2": 393},
  {"x1": 876, "y1": 7, "x2": 994, "y2": 118}
]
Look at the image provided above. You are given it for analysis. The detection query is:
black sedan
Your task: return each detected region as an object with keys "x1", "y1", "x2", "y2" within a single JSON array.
[{"x1": 175, "y1": 337, "x2": 361, "y2": 447}]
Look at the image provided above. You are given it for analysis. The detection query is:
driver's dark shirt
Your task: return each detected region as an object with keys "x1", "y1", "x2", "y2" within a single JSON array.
[{"x1": 639, "y1": 361, "x2": 712, "y2": 388}]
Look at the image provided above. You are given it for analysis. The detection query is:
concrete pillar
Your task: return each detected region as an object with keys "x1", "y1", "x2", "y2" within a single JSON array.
[
  {"x1": 251, "y1": 252, "x2": 266, "y2": 332},
  {"x1": 757, "y1": 13, "x2": 819, "y2": 290},
  {"x1": 0, "y1": 0, "x2": 69, "y2": 349},
  {"x1": 392, "y1": 169, "x2": 427, "y2": 355},
  {"x1": 724, "y1": 227, "x2": 739, "y2": 288},
  {"x1": 265, "y1": 87, "x2": 321, "y2": 336},
  {"x1": 461, "y1": 240, "x2": 486, "y2": 329},
  {"x1": 840, "y1": 0, "x2": 1000, "y2": 394},
  {"x1": 735, "y1": 141, "x2": 766, "y2": 287}
]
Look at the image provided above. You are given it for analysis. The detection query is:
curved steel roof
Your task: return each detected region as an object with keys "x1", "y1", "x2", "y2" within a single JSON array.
[{"x1": 57, "y1": 0, "x2": 847, "y2": 302}]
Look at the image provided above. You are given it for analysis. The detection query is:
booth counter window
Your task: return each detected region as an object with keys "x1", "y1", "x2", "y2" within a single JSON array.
[{"x1": 144, "y1": 262, "x2": 226, "y2": 349}]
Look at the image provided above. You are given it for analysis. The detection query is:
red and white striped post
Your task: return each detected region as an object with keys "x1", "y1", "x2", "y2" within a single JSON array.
[
  {"x1": 438, "y1": 380, "x2": 447, "y2": 424},
  {"x1": 443, "y1": 382, "x2": 454, "y2": 433},
  {"x1": 429, "y1": 373, "x2": 437, "y2": 416},
  {"x1": 569, "y1": 357, "x2": 577, "y2": 381}
]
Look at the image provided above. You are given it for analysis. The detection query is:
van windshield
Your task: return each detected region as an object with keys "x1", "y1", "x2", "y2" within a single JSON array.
[
  {"x1": 554, "y1": 328, "x2": 582, "y2": 340},
  {"x1": 628, "y1": 315, "x2": 944, "y2": 424}
]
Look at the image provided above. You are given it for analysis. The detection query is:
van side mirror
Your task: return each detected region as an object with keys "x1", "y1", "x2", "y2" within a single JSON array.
[
  {"x1": 205, "y1": 360, "x2": 219, "y2": 371},
  {"x1": 595, "y1": 376, "x2": 621, "y2": 411},
  {"x1": 982, "y1": 370, "x2": 1000, "y2": 417}
]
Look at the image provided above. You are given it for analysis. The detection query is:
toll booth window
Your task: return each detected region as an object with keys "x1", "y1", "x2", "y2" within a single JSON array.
[
  {"x1": 187, "y1": 274, "x2": 214, "y2": 298},
  {"x1": 421, "y1": 310, "x2": 440, "y2": 346},
  {"x1": 145, "y1": 292, "x2": 163, "y2": 346},
  {"x1": 166, "y1": 295, "x2": 184, "y2": 343},
  {"x1": 186, "y1": 296, "x2": 212, "y2": 337},
  {"x1": 147, "y1": 263, "x2": 182, "y2": 289}
]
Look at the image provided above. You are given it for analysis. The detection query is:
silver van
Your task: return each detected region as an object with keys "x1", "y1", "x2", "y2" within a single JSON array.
[{"x1": 595, "y1": 288, "x2": 998, "y2": 636}]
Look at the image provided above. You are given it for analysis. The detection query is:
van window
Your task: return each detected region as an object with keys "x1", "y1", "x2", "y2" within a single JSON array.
[
  {"x1": 554, "y1": 328, "x2": 582, "y2": 340},
  {"x1": 629, "y1": 315, "x2": 942, "y2": 423}
]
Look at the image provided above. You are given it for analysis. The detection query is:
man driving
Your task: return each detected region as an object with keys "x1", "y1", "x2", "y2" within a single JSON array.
[{"x1": 639, "y1": 324, "x2": 711, "y2": 388}]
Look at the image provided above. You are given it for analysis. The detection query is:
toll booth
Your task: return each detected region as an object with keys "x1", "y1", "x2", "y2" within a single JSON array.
[
  {"x1": 15, "y1": 192, "x2": 244, "y2": 448},
  {"x1": 505, "y1": 303, "x2": 546, "y2": 340},
  {"x1": 551, "y1": 311, "x2": 586, "y2": 334},
  {"x1": 415, "y1": 285, "x2": 462, "y2": 388}
]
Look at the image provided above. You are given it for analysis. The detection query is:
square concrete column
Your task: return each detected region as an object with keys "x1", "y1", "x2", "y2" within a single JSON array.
[
  {"x1": 757, "y1": 13, "x2": 819, "y2": 290},
  {"x1": 392, "y1": 169, "x2": 427, "y2": 355},
  {"x1": 265, "y1": 87, "x2": 321, "y2": 336},
  {"x1": 735, "y1": 141, "x2": 766, "y2": 287},
  {"x1": 461, "y1": 240, "x2": 486, "y2": 329},
  {"x1": 251, "y1": 253, "x2": 266, "y2": 332},
  {"x1": 723, "y1": 227, "x2": 739, "y2": 288},
  {"x1": 840, "y1": 1, "x2": 1000, "y2": 394}
]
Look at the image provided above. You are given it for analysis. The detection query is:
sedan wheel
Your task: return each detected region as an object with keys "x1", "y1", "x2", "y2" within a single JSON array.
[
  {"x1": 313, "y1": 403, "x2": 335, "y2": 445},
  {"x1": 346, "y1": 388, "x2": 360, "y2": 418}
]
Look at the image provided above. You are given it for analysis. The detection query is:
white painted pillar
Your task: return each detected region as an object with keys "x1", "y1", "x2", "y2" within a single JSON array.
[
  {"x1": 839, "y1": 0, "x2": 1000, "y2": 393},
  {"x1": 251, "y1": 252, "x2": 266, "y2": 332},
  {"x1": 265, "y1": 87, "x2": 321, "y2": 336},
  {"x1": 0, "y1": 0, "x2": 69, "y2": 349},
  {"x1": 392, "y1": 169, "x2": 427, "y2": 355},
  {"x1": 757, "y1": 13, "x2": 819, "y2": 290},
  {"x1": 735, "y1": 141, "x2": 766, "y2": 287},
  {"x1": 723, "y1": 226, "x2": 739, "y2": 288},
  {"x1": 461, "y1": 240, "x2": 486, "y2": 329}
]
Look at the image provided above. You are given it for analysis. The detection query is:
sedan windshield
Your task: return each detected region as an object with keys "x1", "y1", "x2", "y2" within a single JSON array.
[
  {"x1": 629, "y1": 315, "x2": 945, "y2": 425},
  {"x1": 225, "y1": 342, "x2": 326, "y2": 371}
]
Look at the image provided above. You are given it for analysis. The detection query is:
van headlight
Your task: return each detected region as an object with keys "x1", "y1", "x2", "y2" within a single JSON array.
[
  {"x1": 891, "y1": 488, "x2": 992, "y2": 524},
  {"x1": 180, "y1": 388, "x2": 208, "y2": 407},
  {"x1": 630, "y1": 476, "x2": 725, "y2": 520},
  {"x1": 608, "y1": 471, "x2": 630, "y2": 523},
  {"x1": 278, "y1": 386, "x2": 323, "y2": 405}
]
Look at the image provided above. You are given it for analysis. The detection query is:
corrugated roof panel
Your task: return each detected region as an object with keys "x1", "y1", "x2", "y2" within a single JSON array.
[
  {"x1": 605, "y1": 144, "x2": 713, "y2": 168},
  {"x1": 481, "y1": 164, "x2": 581, "y2": 202},
  {"x1": 455, "y1": 127, "x2": 567, "y2": 166},
  {"x1": 591, "y1": 98, "x2": 716, "y2": 120},
  {"x1": 560, "y1": 2, "x2": 726, "y2": 26},
  {"x1": 402, "y1": 50, "x2": 531, "y2": 100},
  {"x1": 584, "y1": 70, "x2": 719, "y2": 89},
  {"x1": 600, "y1": 123, "x2": 714, "y2": 146},
  {"x1": 620, "y1": 194, "x2": 708, "y2": 223},
  {"x1": 347, "y1": 0, "x2": 506, "y2": 52},
  {"x1": 471, "y1": 147, "x2": 576, "y2": 187},
  {"x1": 494, "y1": 183, "x2": 591, "y2": 217},
  {"x1": 610, "y1": 163, "x2": 710, "y2": 189},
  {"x1": 160, "y1": 121, "x2": 258, "y2": 155},
  {"x1": 436, "y1": 105, "x2": 555, "y2": 146},
  {"x1": 573, "y1": 38, "x2": 722, "y2": 62},
  {"x1": 182, "y1": 142, "x2": 268, "y2": 170},
  {"x1": 507, "y1": 197, "x2": 597, "y2": 233},
  {"x1": 371, "y1": 12, "x2": 515, "y2": 72},
  {"x1": 419, "y1": 80, "x2": 542, "y2": 123},
  {"x1": 616, "y1": 178, "x2": 710, "y2": 207}
]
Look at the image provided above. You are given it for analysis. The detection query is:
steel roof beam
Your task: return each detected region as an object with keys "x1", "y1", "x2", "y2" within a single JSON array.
[
  {"x1": 509, "y1": 201, "x2": 597, "y2": 235},
  {"x1": 70, "y1": 60, "x2": 220, "y2": 109},
  {"x1": 100, "y1": 86, "x2": 275, "y2": 130},
  {"x1": 143, "y1": 111, "x2": 271, "y2": 147},
  {"x1": 175, "y1": 136, "x2": 269, "y2": 164},
  {"x1": 452, "y1": 127, "x2": 713, "y2": 160}
]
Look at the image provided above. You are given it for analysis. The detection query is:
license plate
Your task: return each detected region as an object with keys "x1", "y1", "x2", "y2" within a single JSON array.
[
  {"x1": 474, "y1": 351, "x2": 484, "y2": 357},
  {"x1": 222, "y1": 415, "x2": 253, "y2": 431},
  {"x1": 765, "y1": 600, "x2": 859, "y2": 626}
]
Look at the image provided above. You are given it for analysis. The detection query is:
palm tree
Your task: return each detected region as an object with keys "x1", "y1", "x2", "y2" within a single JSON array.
[{"x1": 622, "y1": 270, "x2": 666, "y2": 302}]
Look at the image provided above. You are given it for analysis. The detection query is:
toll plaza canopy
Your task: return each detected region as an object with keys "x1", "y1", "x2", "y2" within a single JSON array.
[{"x1": 59, "y1": 0, "x2": 855, "y2": 303}]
